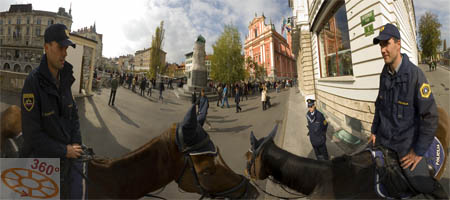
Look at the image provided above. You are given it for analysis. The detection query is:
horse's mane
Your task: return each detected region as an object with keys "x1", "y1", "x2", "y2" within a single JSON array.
[{"x1": 263, "y1": 141, "x2": 331, "y2": 195}]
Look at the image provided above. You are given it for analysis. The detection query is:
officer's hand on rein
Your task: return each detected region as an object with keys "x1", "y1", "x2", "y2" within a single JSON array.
[
  {"x1": 370, "y1": 134, "x2": 376, "y2": 146},
  {"x1": 66, "y1": 144, "x2": 83, "y2": 159},
  {"x1": 400, "y1": 149, "x2": 423, "y2": 171}
]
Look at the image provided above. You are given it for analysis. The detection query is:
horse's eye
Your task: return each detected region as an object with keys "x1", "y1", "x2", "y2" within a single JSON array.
[{"x1": 201, "y1": 169, "x2": 213, "y2": 176}]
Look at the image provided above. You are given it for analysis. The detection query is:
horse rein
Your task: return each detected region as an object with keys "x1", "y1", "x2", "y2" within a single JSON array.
[{"x1": 175, "y1": 125, "x2": 251, "y2": 199}]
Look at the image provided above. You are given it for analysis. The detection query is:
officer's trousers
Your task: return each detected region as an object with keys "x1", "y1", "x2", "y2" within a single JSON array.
[{"x1": 312, "y1": 144, "x2": 329, "y2": 160}]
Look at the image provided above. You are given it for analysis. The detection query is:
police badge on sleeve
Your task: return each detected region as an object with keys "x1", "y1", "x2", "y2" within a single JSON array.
[
  {"x1": 23, "y1": 93, "x2": 35, "y2": 112},
  {"x1": 420, "y1": 83, "x2": 431, "y2": 98}
]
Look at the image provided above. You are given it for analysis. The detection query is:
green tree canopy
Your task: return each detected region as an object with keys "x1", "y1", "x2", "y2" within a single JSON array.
[
  {"x1": 210, "y1": 24, "x2": 245, "y2": 84},
  {"x1": 150, "y1": 21, "x2": 165, "y2": 79},
  {"x1": 419, "y1": 12, "x2": 441, "y2": 59}
]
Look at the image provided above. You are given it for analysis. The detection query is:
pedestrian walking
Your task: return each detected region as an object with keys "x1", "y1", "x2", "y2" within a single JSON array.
[
  {"x1": 306, "y1": 99, "x2": 329, "y2": 160},
  {"x1": 243, "y1": 83, "x2": 248, "y2": 101},
  {"x1": 147, "y1": 79, "x2": 152, "y2": 96},
  {"x1": 216, "y1": 85, "x2": 222, "y2": 107},
  {"x1": 197, "y1": 89, "x2": 212, "y2": 129},
  {"x1": 235, "y1": 87, "x2": 242, "y2": 113},
  {"x1": 132, "y1": 76, "x2": 136, "y2": 92},
  {"x1": 140, "y1": 77, "x2": 147, "y2": 96},
  {"x1": 261, "y1": 86, "x2": 267, "y2": 110},
  {"x1": 109, "y1": 74, "x2": 119, "y2": 106},
  {"x1": 221, "y1": 84, "x2": 230, "y2": 108},
  {"x1": 159, "y1": 81, "x2": 164, "y2": 102},
  {"x1": 192, "y1": 87, "x2": 198, "y2": 105},
  {"x1": 370, "y1": 23, "x2": 447, "y2": 198}
]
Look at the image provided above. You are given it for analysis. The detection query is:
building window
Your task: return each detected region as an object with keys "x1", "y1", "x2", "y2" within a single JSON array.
[
  {"x1": 37, "y1": 18, "x2": 41, "y2": 25},
  {"x1": 26, "y1": 27, "x2": 30, "y2": 35},
  {"x1": 8, "y1": 18, "x2": 11, "y2": 24},
  {"x1": 8, "y1": 27, "x2": 11, "y2": 35},
  {"x1": 36, "y1": 28, "x2": 41, "y2": 36},
  {"x1": 48, "y1": 19, "x2": 54, "y2": 25},
  {"x1": 318, "y1": 3, "x2": 353, "y2": 78},
  {"x1": 17, "y1": 17, "x2": 21, "y2": 24},
  {"x1": 0, "y1": 19, "x2": 2, "y2": 25},
  {"x1": 254, "y1": 29, "x2": 257, "y2": 37},
  {"x1": 27, "y1": 17, "x2": 30, "y2": 24},
  {"x1": 0, "y1": 27, "x2": 2, "y2": 35}
]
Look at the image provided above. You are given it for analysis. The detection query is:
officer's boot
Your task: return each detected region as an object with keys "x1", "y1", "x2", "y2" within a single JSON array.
[{"x1": 423, "y1": 182, "x2": 448, "y2": 200}]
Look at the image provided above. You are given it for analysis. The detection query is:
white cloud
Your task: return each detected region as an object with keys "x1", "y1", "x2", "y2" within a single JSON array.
[{"x1": 0, "y1": 0, "x2": 292, "y2": 63}]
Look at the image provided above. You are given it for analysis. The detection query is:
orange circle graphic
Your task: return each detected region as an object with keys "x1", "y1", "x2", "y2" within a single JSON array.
[{"x1": 1, "y1": 168, "x2": 59, "y2": 199}]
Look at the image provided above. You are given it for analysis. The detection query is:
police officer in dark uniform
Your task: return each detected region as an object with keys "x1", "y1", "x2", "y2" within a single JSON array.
[
  {"x1": 306, "y1": 99, "x2": 329, "y2": 160},
  {"x1": 371, "y1": 23, "x2": 447, "y2": 199},
  {"x1": 21, "y1": 24, "x2": 84, "y2": 199}
]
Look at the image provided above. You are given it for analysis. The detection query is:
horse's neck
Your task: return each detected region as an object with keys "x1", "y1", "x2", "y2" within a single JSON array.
[
  {"x1": 262, "y1": 142, "x2": 331, "y2": 195},
  {"x1": 88, "y1": 126, "x2": 184, "y2": 198}
]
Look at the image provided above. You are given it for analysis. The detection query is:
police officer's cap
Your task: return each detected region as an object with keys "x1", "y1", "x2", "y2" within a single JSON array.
[
  {"x1": 44, "y1": 24, "x2": 76, "y2": 48},
  {"x1": 373, "y1": 23, "x2": 400, "y2": 45},
  {"x1": 307, "y1": 99, "x2": 315, "y2": 107}
]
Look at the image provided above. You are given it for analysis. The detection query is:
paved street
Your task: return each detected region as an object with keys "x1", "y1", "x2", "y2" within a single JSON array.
[
  {"x1": 418, "y1": 64, "x2": 450, "y2": 114},
  {"x1": 78, "y1": 85, "x2": 290, "y2": 199}
]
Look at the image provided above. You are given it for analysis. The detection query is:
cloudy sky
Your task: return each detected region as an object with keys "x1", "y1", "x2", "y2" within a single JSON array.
[
  {"x1": 0, "y1": 0, "x2": 291, "y2": 63},
  {"x1": 414, "y1": 0, "x2": 450, "y2": 51},
  {"x1": 1, "y1": 0, "x2": 448, "y2": 63}
]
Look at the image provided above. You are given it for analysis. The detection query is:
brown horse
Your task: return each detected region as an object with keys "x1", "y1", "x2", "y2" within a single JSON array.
[
  {"x1": 245, "y1": 107, "x2": 449, "y2": 199},
  {"x1": 0, "y1": 105, "x2": 259, "y2": 199},
  {"x1": 0, "y1": 105, "x2": 22, "y2": 150}
]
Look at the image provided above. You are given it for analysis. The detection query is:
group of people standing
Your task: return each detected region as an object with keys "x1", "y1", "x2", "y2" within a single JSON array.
[{"x1": 107, "y1": 73, "x2": 166, "y2": 106}]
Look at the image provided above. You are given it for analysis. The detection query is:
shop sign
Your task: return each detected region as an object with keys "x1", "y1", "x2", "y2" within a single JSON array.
[{"x1": 361, "y1": 10, "x2": 375, "y2": 26}]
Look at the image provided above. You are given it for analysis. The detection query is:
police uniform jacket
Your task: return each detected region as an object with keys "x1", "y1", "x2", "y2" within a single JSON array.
[
  {"x1": 21, "y1": 54, "x2": 81, "y2": 158},
  {"x1": 371, "y1": 54, "x2": 438, "y2": 157},
  {"x1": 307, "y1": 110, "x2": 327, "y2": 146}
]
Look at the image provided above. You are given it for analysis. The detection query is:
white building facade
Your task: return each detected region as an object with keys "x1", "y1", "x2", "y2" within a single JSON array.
[{"x1": 290, "y1": 0, "x2": 418, "y2": 139}]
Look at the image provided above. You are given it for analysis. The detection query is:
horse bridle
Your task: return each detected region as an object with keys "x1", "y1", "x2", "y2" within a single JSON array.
[
  {"x1": 246, "y1": 140, "x2": 308, "y2": 199},
  {"x1": 175, "y1": 125, "x2": 251, "y2": 199}
]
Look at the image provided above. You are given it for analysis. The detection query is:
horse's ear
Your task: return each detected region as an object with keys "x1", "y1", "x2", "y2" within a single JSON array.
[
  {"x1": 250, "y1": 131, "x2": 258, "y2": 149},
  {"x1": 267, "y1": 124, "x2": 278, "y2": 140},
  {"x1": 266, "y1": 124, "x2": 278, "y2": 140},
  {"x1": 182, "y1": 104, "x2": 198, "y2": 131}
]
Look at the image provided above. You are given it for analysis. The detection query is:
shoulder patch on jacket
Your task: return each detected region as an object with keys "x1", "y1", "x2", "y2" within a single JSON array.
[
  {"x1": 420, "y1": 83, "x2": 431, "y2": 98},
  {"x1": 23, "y1": 93, "x2": 35, "y2": 112}
]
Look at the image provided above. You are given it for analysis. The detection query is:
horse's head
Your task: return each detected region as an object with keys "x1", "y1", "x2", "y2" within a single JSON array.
[
  {"x1": 175, "y1": 105, "x2": 259, "y2": 199},
  {"x1": 1, "y1": 105, "x2": 22, "y2": 139},
  {"x1": 244, "y1": 124, "x2": 278, "y2": 180}
]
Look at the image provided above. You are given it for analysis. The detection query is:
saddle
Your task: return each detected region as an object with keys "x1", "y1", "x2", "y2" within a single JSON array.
[{"x1": 369, "y1": 136, "x2": 445, "y2": 199}]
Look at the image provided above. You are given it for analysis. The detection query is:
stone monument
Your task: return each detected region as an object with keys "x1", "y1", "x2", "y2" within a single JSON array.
[
  {"x1": 177, "y1": 35, "x2": 217, "y2": 100},
  {"x1": 185, "y1": 35, "x2": 207, "y2": 90}
]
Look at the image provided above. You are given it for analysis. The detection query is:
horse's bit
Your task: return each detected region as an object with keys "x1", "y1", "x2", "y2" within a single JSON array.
[{"x1": 176, "y1": 125, "x2": 251, "y2": 199}]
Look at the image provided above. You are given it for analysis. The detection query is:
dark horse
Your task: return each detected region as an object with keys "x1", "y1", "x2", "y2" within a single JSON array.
[
  {"x1": 0, "y1": 105, "x2": 259, "y2": 199},
  {"x1": 245, "y1": 107, "x2": 449, "y2": 199}
]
